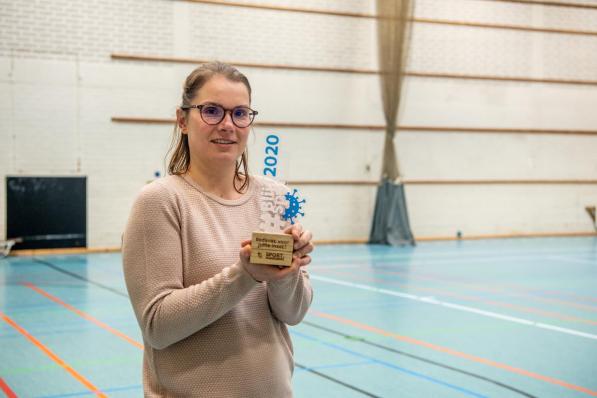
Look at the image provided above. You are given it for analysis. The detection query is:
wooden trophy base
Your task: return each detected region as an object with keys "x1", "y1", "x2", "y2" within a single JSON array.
[{"x1": 250, "y1": 232, "x2": 294, "y2": 267}]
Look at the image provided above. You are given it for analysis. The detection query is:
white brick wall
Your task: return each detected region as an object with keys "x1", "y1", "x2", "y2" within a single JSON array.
[
  {"x1": 186, "y1": 4, "x2": 376, "y2": 70},
  {"x1": 0, "y1": 0, "x2": 172, "y2": 62},
  {"x1": 1, "y1": 0, "x2": 596, "y2": 246},
  {"x1": 406, "y1": 184, "x2": 597, "y2": 237},
  {"x1": 415, "y1": 0, "x2": 597, "y2": 32},
  {"x1": 216, "y1": 0, "x2": 374, "y2": 14}
]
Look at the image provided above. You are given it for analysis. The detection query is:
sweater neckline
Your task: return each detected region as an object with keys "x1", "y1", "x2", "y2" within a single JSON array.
[{"x1": 180, "y1": 174, "x2": 256, "y2": 206}]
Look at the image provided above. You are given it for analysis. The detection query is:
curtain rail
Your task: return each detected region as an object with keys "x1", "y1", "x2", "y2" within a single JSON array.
[
  {"x1": 111, "y1": 117, "x2": 597, "y2": 136},
  {"x1": 184, "y1": 0, "x2": 597, "y2": 15},
  {"x1": 483, "y1": 0, "x2": 597, "y2": 11},
  {"x1": 111, "y1": 54, "x2": 597, "y2": 86},
  {"x1": 181, "y1": 0, "x2": 597, "y2": 36}
]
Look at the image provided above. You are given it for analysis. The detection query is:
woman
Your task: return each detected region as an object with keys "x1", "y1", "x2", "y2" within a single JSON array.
[{"x1": 122, "y1": 62, "x2": 314, "y2": 397}]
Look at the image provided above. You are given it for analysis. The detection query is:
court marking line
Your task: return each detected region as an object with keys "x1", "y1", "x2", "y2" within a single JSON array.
[
  {"x1": 0, "y1": 325, "x2": 140, "y2": 341},
  {"x1": 31, "y1": 259, "x2": 129, "y2": 298},
  {"x1": 21, "y1": 255, "x2": 595, "y2": 396},
  {"x1": 320, "y1": 269, "x2": 597, "y2": 325},
  {"x1": 0, "y1": 311, "x2": 107, "y2": 398},
  {"x1": 291, "y1": 330, "x2": 488, "y2": 398},
  {"x1": 36, "y1": 384, "x2": 143, "y2": 398},
  {"x1": 542, "y1": 255, "x2": 597, "y2": 266},
  {"x1": 316, "y1": 261, "x2": 597, "y2": 309},
  {"x1": 26, "y1": 276, "x2": 489, "y2": 397},
  {"x1": 22, "y1": 281, "x2": 381, "y2": 398},
  {"x1": 311, "y1": 311, "x2": 597, "y2": 397},
  {"x1": 0, "y1": 377, "x2": 18, "y2": 398},
  {"x1": 295, "y1": 360, "x2": 375, "y2": 372},
  {"x1": 315, "y1": 246, "x2": 594, "y2": 264},
  {"x1": 302, "y1": 321, "x2": 538, "y2": 398},
  {"x1": 294, "y1": 363, "x2": 382, "y2": 398},
  {"x1": 22, "y1": 282, "x2": 143, "y2": 349},
  {"x1": 311, "y1": 274, "x2": 597, "y2": 341},
  {"x1": 371, "y1": 264, "x2": 597, "y2": 307}
]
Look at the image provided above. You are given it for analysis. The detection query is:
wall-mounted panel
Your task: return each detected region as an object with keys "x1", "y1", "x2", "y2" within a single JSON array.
[{"x1": 6, "y1": 176, "x2": 87, "y2": 249}]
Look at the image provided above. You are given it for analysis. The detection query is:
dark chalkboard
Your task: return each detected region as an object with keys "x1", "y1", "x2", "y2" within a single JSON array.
[{"x1": 6, "y1": 177, "x2": 87, "y2": 250}]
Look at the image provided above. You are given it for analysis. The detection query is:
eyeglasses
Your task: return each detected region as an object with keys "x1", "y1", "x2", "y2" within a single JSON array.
[{"x1": 181, "y1": 103, "x2": 258, "y2": 128}]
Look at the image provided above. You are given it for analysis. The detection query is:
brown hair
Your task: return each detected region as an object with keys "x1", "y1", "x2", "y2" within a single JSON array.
[{"x1": 167, "y1": 61, "x2": 252, "y2": 193}]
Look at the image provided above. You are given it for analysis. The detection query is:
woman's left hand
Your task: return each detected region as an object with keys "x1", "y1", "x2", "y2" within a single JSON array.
[{"x1": 284, "y1": 223, "x2": 314, "y2": 268}]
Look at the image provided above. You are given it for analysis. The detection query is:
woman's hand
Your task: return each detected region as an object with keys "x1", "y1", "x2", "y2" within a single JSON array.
[
  {"x1": 284, "y1": 223, "x2": 314, "y2": 266},
  {"x1": 239, "y1": 224, "x2": 314, "y2": 282}
]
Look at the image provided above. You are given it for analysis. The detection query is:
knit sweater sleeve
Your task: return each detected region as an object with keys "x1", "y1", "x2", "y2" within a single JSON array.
[
  {"x1": 267, "y1": 269, "x2": 313, "y2": 325},
  {"x1": 122, "y1": 182, "x2": 259, "y2": 350}
]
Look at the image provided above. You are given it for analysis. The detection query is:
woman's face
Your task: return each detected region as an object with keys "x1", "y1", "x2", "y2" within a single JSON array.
[{"x1": 181, "y1": 74, "x2": 251, "y2": 171}]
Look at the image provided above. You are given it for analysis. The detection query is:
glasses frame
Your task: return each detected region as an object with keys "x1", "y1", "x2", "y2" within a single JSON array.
[{"x1": 181, "y1": 104, "x2": 258, "y2": 128}]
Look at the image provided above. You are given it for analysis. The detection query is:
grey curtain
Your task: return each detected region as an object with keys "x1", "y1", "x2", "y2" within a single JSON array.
[
  {"x1": 369, "y1": 0, "x2": 415, "y2": 246},
  {"x1": 369, "y1": 180, "x2": 415, "y2": 245}
]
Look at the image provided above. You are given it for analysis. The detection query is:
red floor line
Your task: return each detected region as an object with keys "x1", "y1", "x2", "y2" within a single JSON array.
[
  {"x1": 23, "y1": 282, "x2": 144, "y2": 350},
  {"x1": 0, "y1": 377, "x2": 18, "y2": 398},
  {"x1": 483, "y1": 300, "x2": 597, "y2": 325},
  {"x1": 528, "y1": 296, "x2": 597, "y2": 313},
  {"x1": 24, "y1": 280, "x2": 597, "y2": 396},
  {"x1": 312, "y1": 310, "x2": 597, "y2": 396},
  {"x1": 0, "y1": 311, "x2": 107, "y2": 398},
  {"x1": 503, "y1": 283, "x2": 597, "y2": 304}
]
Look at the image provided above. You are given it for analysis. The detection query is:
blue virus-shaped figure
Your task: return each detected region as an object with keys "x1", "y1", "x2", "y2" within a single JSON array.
[{"x1": 282, "y1": 189, "x2": 306, "y2": 224}]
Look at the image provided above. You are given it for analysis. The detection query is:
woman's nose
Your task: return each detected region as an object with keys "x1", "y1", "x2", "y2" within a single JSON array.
[{"x1": 219, "y1": 110, "x2": 235, "y2": 129}]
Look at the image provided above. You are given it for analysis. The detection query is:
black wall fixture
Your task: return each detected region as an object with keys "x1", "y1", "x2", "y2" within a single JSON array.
[{"x1": 6, "y1": 177, "x2": 87, "y2": 250}]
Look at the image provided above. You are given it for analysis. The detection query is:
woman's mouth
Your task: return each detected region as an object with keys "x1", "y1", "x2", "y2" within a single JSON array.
[{"x1": 211, "y1": 138, "x2": 236, "y2": 145}]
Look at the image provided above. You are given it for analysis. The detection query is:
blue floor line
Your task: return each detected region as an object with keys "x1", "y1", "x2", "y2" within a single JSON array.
[
  {"x1": 3, "y1": 238, "x2": 595, "y2": 398},
  {"x1": 291, "y1": 330, "x2": 488, "y2": 398},
  {"x1": 295, "y1": 359, "x2": 375, "y2": 372}
]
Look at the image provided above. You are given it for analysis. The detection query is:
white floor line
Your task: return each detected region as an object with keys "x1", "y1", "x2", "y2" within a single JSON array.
[{"x1": 310, "y1": 274, "x2": 597, "y2": 341}]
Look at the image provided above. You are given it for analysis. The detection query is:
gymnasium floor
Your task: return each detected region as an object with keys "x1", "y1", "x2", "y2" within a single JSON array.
[{"x1": 0, "y1": 237, "x2": 595, "y2": 397}]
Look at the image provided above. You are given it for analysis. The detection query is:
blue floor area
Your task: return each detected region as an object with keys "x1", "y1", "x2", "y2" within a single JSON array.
[{"x1": 1, "y1": 237, "x2": 596, "y2": 397}]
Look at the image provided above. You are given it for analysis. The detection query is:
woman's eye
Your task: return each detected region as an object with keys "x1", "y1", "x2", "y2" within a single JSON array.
[
  {"x1": 204, "y1": 106, "x2": 221, "y2": 116},
  {"x1": 234, "y1": 108, "x2": 248, "y2": 118}
]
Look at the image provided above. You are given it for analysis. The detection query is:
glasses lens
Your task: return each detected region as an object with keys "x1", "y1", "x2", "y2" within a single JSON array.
[
  {"x1": 201, "y1": 105, "x2": 224, "y2": 124},
  {"x1": 232, "y1": 107, "x2": 253, "y2": 128}
]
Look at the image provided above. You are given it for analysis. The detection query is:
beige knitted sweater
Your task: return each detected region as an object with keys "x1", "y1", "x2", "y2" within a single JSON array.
[{"x1": 122, "y1": 174, "x2": 313, "y2": 397}]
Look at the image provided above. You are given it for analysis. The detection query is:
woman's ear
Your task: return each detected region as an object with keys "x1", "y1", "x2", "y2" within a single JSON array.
[{"x1": 176, "y1": 108, "x2": 188, "y2": 134}]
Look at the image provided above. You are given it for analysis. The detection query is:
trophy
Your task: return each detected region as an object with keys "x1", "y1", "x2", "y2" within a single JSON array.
[{"x1": 250, "y1": 134, "x2": 305, "y2": 267}]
